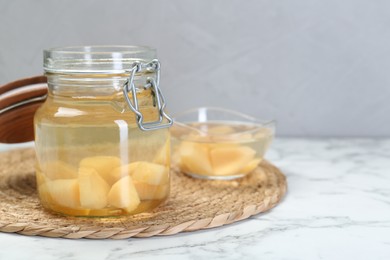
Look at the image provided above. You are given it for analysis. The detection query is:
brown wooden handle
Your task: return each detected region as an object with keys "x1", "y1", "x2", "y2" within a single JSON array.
[
  {"x1": 0, "y1": 75, "x2": 47, "y2": 95},
  {"x1": 0, "y1": 76, "x2": 48, "y2": 144},
  {"x1": 0, "y1": 102, "x2": 44, "y2": 143},
  {"x1": 0, "y1": 84, "x2": 48, "y2": 111}
]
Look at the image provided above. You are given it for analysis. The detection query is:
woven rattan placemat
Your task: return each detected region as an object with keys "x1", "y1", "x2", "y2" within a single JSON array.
[{"x1": 0, "y1": 148, "x2": 287, "y2": 239}]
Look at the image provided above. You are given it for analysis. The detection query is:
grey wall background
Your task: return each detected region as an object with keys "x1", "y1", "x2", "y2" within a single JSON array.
[{"x1": 1, "y1": 0, "x2": 389, "y2": 137}]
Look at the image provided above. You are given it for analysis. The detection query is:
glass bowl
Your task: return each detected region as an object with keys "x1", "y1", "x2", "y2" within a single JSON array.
[{"x1": 171, "y1": 107, "x2": 275, "y2": 180}]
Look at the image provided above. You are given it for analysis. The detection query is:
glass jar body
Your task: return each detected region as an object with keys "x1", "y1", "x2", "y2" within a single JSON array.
[{"x1": 34, "y1": 47, "x2": 170, "y2": 217}]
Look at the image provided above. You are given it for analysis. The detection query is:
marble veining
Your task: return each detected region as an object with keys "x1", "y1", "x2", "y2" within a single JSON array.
[{"x1": 0, "y1": 138, "x2": 389, "y2": 260}]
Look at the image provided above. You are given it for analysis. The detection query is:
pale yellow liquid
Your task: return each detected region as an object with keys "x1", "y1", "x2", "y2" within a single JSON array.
[
  {"x1": 171, "y1": 121, "x2": 273, "y2": 180},
  {"x1": 34, "y1": 94, "x2": 170, "y2": 217}
]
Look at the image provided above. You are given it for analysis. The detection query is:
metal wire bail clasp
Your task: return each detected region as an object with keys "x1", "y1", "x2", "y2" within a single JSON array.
[{"x1": 122, "y1": 59, "x2": 173, "y2": 131}]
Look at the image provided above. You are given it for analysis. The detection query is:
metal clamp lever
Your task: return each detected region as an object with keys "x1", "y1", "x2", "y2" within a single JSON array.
[{"x1": 123, "y1": 59, "x2": 173, "y2": 131}]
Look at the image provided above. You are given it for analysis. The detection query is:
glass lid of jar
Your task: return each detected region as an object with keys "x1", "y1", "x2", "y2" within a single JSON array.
[{"x1": 44, "y1": 45, "x2": 157, "y2": 74}]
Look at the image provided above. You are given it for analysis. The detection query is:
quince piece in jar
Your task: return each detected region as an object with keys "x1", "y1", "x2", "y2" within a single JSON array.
[
  {"x1": 78, "y1": 167, "x2": 110, "y2": 209},
  {"x1": 79, "y1": 156, "x2": 121, "y2": 186},
  {"x1": 239, "y1": 158, "x2": 262, "y2": 174},
  {"x1": 43, "y1": 161, "x2": 78, "y2": 180},
  {"x1": 209, "y1": 146, "x2": 256, "y2": 176},
  {"x1": 108, "y1": 176, "x2": 140, "y2": 213},
  {"x1": 109, "y1": 162, "x2": 139, "y2": 185},
  {"x1": 179, "y1": 142, "x2": 213, "y2": 175},
  {"x1": 131, "y1": 162, "x2": 169, "y2": 185},
  {"x1": 134, "y1": 182, "x2": 169, "y2": 200},
  {"x1": 39, "y1": 183, "x2": 90, "y2": 216},
  {"x1": 47, "y1": 179, "x2": 81, "y2": 209}
]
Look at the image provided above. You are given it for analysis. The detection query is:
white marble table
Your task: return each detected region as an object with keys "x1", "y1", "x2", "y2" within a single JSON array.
[{"x1": 0, "y1": 138, "x2": 389, "y2": 260}]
